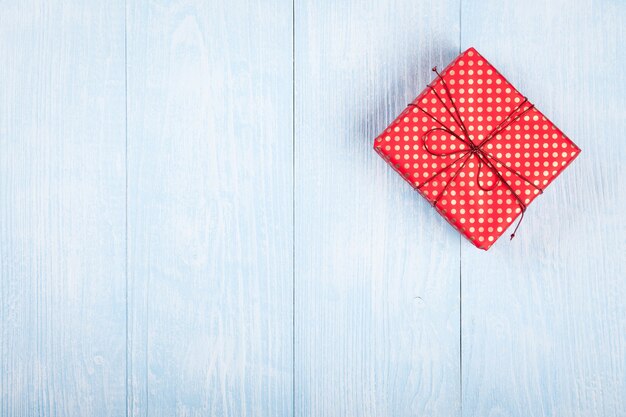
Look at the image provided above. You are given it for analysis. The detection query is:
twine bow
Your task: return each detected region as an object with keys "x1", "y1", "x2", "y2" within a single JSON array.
[{"x1": 408, "y1": 67, "x2": 544, "y2": 239}]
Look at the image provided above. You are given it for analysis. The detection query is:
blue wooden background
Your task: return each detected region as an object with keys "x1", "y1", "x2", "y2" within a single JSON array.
[{"x1": 1, "y1": 1, "x2": 624, "y2": 416}]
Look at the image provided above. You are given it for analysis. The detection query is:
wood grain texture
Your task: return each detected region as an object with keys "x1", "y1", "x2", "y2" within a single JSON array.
[
  {"x1": 2, "y1": 1, "x2": 626, "y2": 416},
  {"x1": 460, "y1": 0, "x2": 626, "y2": 416},
  {"x1": 0, "y1": 1, "x2": 127, "y2": 416},
  {"x1": 126, "y1": 1, "x2": 293, "y2": 416},
  {"x1": 294, "y1": 1, "x2": 461, "y2": 416}
]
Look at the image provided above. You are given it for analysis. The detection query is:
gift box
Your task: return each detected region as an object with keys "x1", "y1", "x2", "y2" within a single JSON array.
[{"x1": 374, "y1": 47, "x2": 581, "y2": 250}]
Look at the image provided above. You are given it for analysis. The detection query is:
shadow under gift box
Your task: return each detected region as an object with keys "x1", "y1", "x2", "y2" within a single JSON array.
[{"x1": 374, "y1": 47, "x2": 581, "y2": 250}]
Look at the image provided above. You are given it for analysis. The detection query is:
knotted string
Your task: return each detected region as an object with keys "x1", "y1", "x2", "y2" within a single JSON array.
[{"x1": 408, "y1": 67, "x2": 544, "y2": 240}]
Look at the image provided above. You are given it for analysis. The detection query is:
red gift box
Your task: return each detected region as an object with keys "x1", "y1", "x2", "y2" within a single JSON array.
[{"x1": 374, "y1": 47, "x2": 581, "y2": 250}]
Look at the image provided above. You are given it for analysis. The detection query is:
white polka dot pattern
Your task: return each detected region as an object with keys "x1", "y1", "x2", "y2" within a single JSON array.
[{"x1": 374, "y1": 47, "x2": 581, "y2": 250}]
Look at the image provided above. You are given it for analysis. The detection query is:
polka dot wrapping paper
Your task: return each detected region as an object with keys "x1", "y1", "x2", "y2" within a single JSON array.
[{"x1": 374, "y1": 47, "x2": 581, "y2": 250}]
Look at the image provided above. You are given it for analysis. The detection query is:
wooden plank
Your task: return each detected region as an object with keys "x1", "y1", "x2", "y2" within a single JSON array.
[
  {"x1": 461, "y1": 0, "x2": 626, "y2": 416},
  {"x1": 0, "y1": 1, "x2": 127, "y2": 416},
  {"x1": 294, "y1": 1, "x2": 461, "y2": 416},
  {"x1": 126, "y1": 1, "x2": 293, "y2": 415}
]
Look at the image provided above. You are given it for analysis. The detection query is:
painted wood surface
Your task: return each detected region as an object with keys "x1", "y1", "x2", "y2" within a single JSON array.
[
  {"x1": 1, "y1": 1, "x2": 625, "y2": 416},
  {"x1": 294, "y1": 2, "x2": 461, "y2": 416},
  {"x1": 0, "y1": 1, "x2": 127, "y2": 416},
  {"x1": 460, "y1": 0, "x2": 626, "y2": 416},
  {"x1": 126, "y1": 1, "x2": 293, "y2": 416}
]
